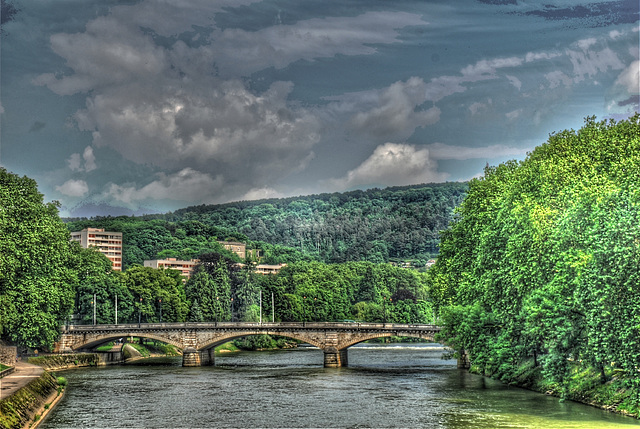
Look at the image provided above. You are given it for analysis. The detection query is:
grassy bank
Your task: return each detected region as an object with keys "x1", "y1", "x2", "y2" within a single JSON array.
[
  {"x1": 471, "y1": 359, "x2": 639, "y2": 418},
  {"x1": 0, "y1": 372, "x2": 63, "y2": 429},
  {"x1": 28, "y1": 354, "x2": 101, "y2": 370}
]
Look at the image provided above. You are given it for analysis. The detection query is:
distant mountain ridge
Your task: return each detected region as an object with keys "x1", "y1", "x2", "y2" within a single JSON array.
[{"x1": 65, "y1": 182, "x2": 467, "y2": 267}]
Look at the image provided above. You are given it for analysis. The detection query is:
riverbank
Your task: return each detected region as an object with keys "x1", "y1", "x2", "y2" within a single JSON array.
[
  {"x1": 0, "y1": 364, "x2": 62, "y2": 429},
  {"x1": 469, "y1": 359, "x2": 639, "y2": 419}
]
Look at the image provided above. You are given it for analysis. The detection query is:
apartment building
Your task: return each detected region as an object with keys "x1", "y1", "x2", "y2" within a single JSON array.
[
  {"x1": 144, "y1": 258, "x2": 200, "y2": 279},
  {"x1": 218, "y1": 241, "x2": 260, "y2": 260},
  {"x1": 254, "y1": 264, "x2": 286, "y2": 275},
  {"x1": 70, "y1": 228, "x2": 123, "y2": 271}
]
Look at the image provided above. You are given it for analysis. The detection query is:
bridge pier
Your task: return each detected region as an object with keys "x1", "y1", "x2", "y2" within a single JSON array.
[
  {"x1": 323, "y1": 348, "x2": 348, "y2": 368},
  {"x1": 182, "y1": 347, "x2": 215, "y2": 367}
]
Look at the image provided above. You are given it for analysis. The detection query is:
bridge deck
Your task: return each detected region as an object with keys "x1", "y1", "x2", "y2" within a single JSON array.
[{"x1": 64, "y1": 322, "x2": 441, "y2": 332}]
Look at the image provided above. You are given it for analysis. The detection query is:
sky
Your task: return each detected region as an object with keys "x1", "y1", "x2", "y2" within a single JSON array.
[{"x1": 0, "y1": 0, "x2": 638, "y2": 217}]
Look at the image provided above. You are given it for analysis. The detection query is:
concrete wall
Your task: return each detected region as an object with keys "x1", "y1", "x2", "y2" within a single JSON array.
[{"x1": 0, "y1": 345, "x2": 17, "y2": 366}]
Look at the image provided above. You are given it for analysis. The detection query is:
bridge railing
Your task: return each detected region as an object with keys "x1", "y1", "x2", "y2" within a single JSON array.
[{"x1": 64, "y1": 322, "x2": 441, "y2": 332}]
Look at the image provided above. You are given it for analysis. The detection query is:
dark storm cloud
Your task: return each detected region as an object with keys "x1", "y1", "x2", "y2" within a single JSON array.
[
  {"x1": 477, "y1": 0, "x2": 517, "y2": 5},
  {"x1": 1, "y1": 0, "x2": 20, "y2": 30},
  {"x1": 523, "y1": 0, "x2": 639, "y2": 27},
  {"x1": 29, "y1": 121, "x2": 46, "y2": 132}
]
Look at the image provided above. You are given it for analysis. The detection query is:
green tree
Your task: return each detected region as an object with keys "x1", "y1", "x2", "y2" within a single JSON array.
[
  {"x1": 124, "y1": 265, "x2": 188, "y2": 323},
  {"x1": 0, "y1": 168, "x2": 75, "y2": 349}
]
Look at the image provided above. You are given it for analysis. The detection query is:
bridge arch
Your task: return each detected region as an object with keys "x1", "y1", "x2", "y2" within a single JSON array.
[
  {"x1": 70, "y1": 332, "x2": 185, "y2": 351},
  {"x1": 336, "y1": 332, "x2": 437, "y2": 350},
  {"x1": 197, "y1": 331, "x2": 324, "y2": 351}
]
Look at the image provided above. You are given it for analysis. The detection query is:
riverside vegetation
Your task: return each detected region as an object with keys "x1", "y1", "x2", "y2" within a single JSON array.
[
  {"x1": 430, "y1": 115, "x2": 640, "y2": 416},
  {"x1": 0, "y1": 115, "x2": 639, "y2": 417}
]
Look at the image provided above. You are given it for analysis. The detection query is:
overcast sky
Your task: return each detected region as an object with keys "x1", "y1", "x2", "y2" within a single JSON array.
[{"x1": 1, "y1": 0, "x2": 638, "y2": 217}]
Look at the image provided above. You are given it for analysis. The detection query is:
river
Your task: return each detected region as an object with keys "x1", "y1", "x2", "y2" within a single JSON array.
[{"x1": 41, "y1": 343, "x2": 639, "y2": 428}]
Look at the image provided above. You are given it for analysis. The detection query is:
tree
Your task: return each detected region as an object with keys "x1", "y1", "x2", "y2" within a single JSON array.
[
  {"x1": 0, "y1": 168, "x2": 75, "y2": 349},
  {"x1": 124, "y1": 266, "x2": 188, "y2": 323},
  {"x1": 433, "y1": 115, "x2": 640, "y2": 398}
]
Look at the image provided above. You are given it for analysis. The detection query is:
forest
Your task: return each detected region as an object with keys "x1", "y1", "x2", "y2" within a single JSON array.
[
  {"x1": 431, "y1": 115, "x2": 640, "y2": 411},
  {"x1": 65, "y1": 182, "x2": 467, "y2": 267},
  {"x1": 0, "y1": 168, "x2": 435, "y2": 351}
]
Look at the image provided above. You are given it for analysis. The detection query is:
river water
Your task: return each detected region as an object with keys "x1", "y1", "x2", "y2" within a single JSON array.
[{"x1": 42, "y1": 343, "x2": 638, "y2": 428}]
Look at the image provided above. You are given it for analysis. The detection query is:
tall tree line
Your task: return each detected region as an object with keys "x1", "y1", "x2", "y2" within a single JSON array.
[{"x1": 430, "y1": 115, "x2": 640, "y2": 402}]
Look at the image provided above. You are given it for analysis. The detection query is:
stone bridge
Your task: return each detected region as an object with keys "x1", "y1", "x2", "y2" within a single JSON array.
[{"x1": 56, "y1": 322, "x2": 444, "y2": 368}]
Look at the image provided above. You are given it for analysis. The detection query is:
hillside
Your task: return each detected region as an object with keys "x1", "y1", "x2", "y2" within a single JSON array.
[{"x1": 65, "y1": 182, "x2": 467, "y2": 268}]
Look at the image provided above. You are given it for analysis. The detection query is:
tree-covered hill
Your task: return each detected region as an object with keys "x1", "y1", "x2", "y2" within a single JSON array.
[{"x1": 66, "y1": 182, "x2": 467, "y2": 267}]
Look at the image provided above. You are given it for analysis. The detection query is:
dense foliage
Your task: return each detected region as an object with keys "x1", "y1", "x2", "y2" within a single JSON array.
[
  {"x1": 65, "y1": 183, "x2": 466, "y2": 267},
  {"x1": 1, "y1": 167, "x2": 438, "y2": 350},
  {"x1": 182, "y1": 256, "x2": 433, "y2": 325},
  {"x1": 0, "y1": 168, "x2": 76, "y2": 348},
  {"x1": 431, "y1": 115, "x2": 640, "y2": 407}
]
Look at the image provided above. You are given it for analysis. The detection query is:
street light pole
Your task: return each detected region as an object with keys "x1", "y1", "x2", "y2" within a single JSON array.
[
  {"x1": 383, "y1": 296, "x2": 386, "y2": 326},
  {"x1": 272, "y1": 292, "x2": 274, "y2": 323},
  {"x1": 138, "y1": 296, "x2": 142, "y2": 327},
  {"x1": 259, "y1": 291, "x2": 262, "y2": 324},
  {"x1": 115, "y1": 294, "x2": 118, "y2": 325},
  {"x1": 159, "y1": 298, "x2": 162, "y2": 323},
  {"x1": 93, "y1": 293, "x2": 96, "y2": 325}
]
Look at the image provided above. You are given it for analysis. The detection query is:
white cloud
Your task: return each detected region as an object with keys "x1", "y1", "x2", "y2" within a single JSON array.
[
  {"x1": 506, "y1": 109, "x2": 523, "y2": 120},
  {"x1": 576, "y1": 38, "x2": 597, "y2": 51},
  {"x1": 545, "y1": 70, "x2": 573, "y2": 89},
  {"x1": 103, "y1": 168, "x2": 222, "y2": 205},
  {"x1": 67, "y1": 146, "x2": 97, "y2": 172},
  {"x1": 56, "y1": 179, "x2": 89, "y2": 197},
  {"x1": 469, "y1": 101, "x2": 489, "y2": 115},
  {"x1": 350, "y1": 77, "x2": 440, "y2": 139},
  {"x1": 525, "y1": 51, "x2": 561, "y2": 62},
  {"x1": 615, "y1": 60, "x2": 640, "y2": 94},
  {"x1": 609, "y1": 30, "x2": 623, "y2": 40},
  {"x1": 426, "y1": 142, "x2": 529, "y2": 161},
  {"x1": 506, "y1": 75, "x2": 522, "y2": 90},
  {"x1": 328, "y1": 143, "x2": 447, "y2": 190},
  {"x1": 211, "y1": 12, "x2": 427, "y2": 77},
  {"x1": 241, "y1": 187, "x2": 285, "y2": 201},
  {"x1": 82, "y1": 146, "x2": 97, "y2": 172},
  {"x1": 33, "y1": 4, "x2": 428, "y2": 204},
  {"x1": 566, "y1": 47, "x2": 624, "y2": 84}
]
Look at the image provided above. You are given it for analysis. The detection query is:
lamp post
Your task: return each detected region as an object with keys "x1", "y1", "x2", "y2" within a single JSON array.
[
  {"x1": 230, "y1": 297, "x2": 234, "y2": 322},
  {"x1": 383, "y1": 296, "x2": 386, "y2": 326},
  {"x1": 93, "y1": 293, "x2": 96, "y2": 325},
  {"x1": 115, "y1": 294, "x2": 118, "y2": 325},
  {"x1": 138, "y1": 296, "x2": 142, "y2": 327},
  {"x1": 302, "y1": 296, "x2": 306, "y2": 326},
  {"x1": 159, "y1": 298, "x2": 162, "y2": 323}
]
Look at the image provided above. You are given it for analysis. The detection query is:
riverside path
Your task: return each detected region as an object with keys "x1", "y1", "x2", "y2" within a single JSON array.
[{"x1": 55, "y1": 322, "x2": 445, "y2": 368}]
